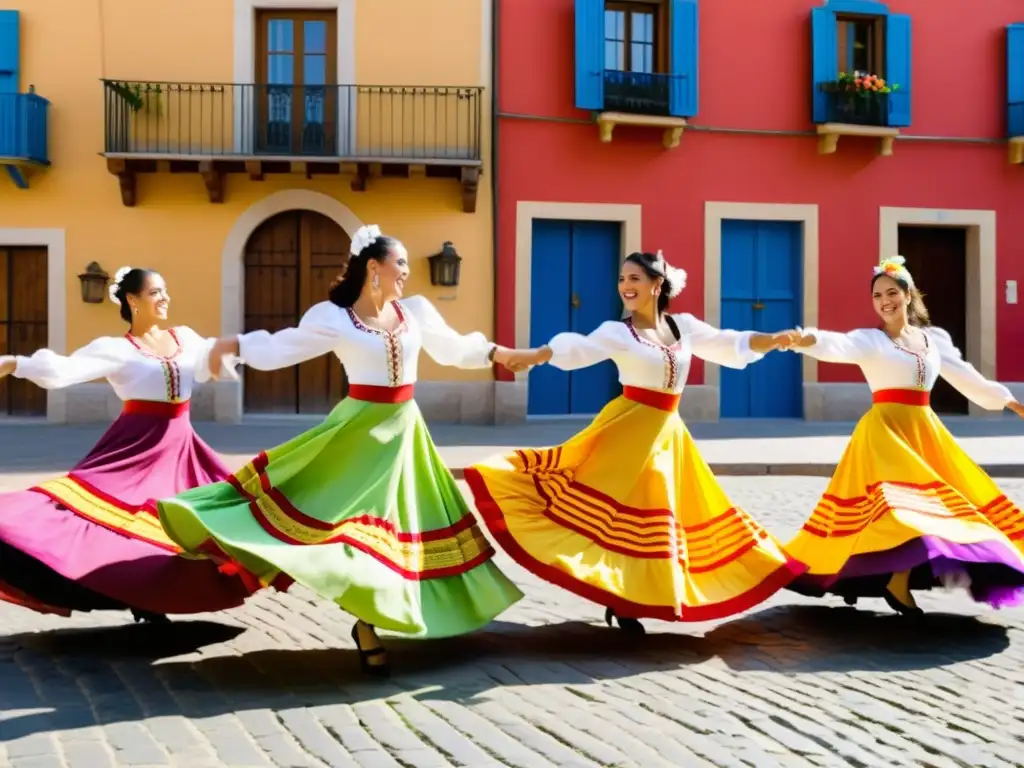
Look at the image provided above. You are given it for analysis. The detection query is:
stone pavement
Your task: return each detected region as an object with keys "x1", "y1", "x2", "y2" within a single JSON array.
[
  {"x1": 0, "y1": 414, "x2": 1022, "y2": 481},
  {"x1": 2, "y1": 476, "x2": 1024, "y2": 768}
]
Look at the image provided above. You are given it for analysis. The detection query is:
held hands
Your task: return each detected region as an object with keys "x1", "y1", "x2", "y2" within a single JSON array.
[
  {"x1": 0, "y1": 356, "x2": 15, "y2": 379},
  {"x1": 771, "y1": 328, "x2": 816, "y2": 351},
  {"x1": 492, "y1": 346, "x2": 546, "y2": 373}
]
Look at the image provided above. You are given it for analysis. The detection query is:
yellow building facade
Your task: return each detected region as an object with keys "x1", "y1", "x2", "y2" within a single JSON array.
[{"x1": 0, "y1": 0, "x2": 498, "y2": 423}]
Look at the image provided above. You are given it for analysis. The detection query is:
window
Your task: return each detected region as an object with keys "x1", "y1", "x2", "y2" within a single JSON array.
[
  {"x1": 575, "y1": 0, "x2": 698, "y2": 119},
  {"x1": 255, "y1": 10, "x2": 338, "y2": 155},
  {"x1": 836, "y1": 14, "x2": 884, "y2": 75},
  {"x1": 604, "y1": 2, "x2": 659, "y2": 74}
]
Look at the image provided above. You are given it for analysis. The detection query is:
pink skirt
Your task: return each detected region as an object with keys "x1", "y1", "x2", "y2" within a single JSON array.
[{"x1": 0, "y1": 400, "x2": 259, "y2": 616}]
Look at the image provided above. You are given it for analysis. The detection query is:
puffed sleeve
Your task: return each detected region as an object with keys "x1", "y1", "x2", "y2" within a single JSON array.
[
  {"x1": 792, "y1": 327, "x2": 873, "y2": 365},
  {"x1": 238, "y1": 301, "x2": 344, "y2": 371},
  {"x1": 928, "y1": 327, "x2": 1013, "y2": 411},
  {"x1": 548, "y1": 321, "x2": 625, "y2": 371},
  {"x1": 673, "y1": 313, "x2": 764, "y2": 370},
  {"x1": 401, "y1": 296, "x2": 494, "y2": 369},
  {"x1": 12, "y1": 337, "x2": 127, "y2": 389},
  {"x1": 173, "y1": 326, "x2": 232, "y2": 384}
]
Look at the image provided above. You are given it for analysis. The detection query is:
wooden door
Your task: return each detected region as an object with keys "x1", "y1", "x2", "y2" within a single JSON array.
[
  {"x1": 719, "y1": 220, "x2": 803, "y2": 418},
  {"x1": 243, "y1": 211, "x2": 350, "y2": 413},
  {"x1": 898, "y1": 226, "x2": 969, "y2": 415},
  {"x1": 0, "y1": 247, "x2": 47, "y2": 416},
  {"x1": 255, "y1": 10, "x2": 338, "y2": 155}
]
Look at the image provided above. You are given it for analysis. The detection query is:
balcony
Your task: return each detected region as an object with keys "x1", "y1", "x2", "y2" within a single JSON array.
[
  {"x1": 101, "y1": 80, "x2": 484, "y2": 210},
  {"x1": 596, "y1": 71, "x2": 688, "y2": 149},
  {"x1": 815, "y1": 89, "x2": 899, "y2": 157},
  {"x1": 0, "y1": 91, "x2": 50, "y2": 189}
]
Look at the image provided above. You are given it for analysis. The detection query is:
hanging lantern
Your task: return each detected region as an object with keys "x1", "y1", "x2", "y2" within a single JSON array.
[
  {"x1": 78, "y1": 262, "x2": 110, "y2": 304},
  {"x1": 427, "y1": 241, "x2": 462, "y2": 287}
]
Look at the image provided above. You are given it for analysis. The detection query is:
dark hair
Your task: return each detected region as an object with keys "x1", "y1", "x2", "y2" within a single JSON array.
[
  {"x1": 870, "y1": 272, "x2": 931, "y2": 327},
  {"x1": 328, "y1": 235, "x2": 402, "y2": 308},
  {"x1": 113, "y1": 268, "x2": 158, "y2": 323},
  {"x1": 623, "y1": 252, "x2": 675, "y2": 315}
]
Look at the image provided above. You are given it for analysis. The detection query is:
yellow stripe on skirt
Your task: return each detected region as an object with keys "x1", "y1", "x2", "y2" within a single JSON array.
[{"x1": 465, "y1": 387, "x2": 806, "y2": 621}]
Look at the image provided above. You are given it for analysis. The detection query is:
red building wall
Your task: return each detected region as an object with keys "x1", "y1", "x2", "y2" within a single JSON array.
[{"x1": 496, "y1": 0, "x2": 1024, "y2": 385}]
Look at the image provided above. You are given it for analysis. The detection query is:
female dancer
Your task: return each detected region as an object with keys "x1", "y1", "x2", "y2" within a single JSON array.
[
  {"x1": 155, "y1": 225, "x2": 523, "y2": 676},
  {"x1": 0, "y1": 267, "x2": 257, "y2": 622},
  {"x1": 781, "y1": 256, "x2": 1024, "y2": 615},
  {"x1": 464, "y1": 251, "x2": 806, "y2": 633}
]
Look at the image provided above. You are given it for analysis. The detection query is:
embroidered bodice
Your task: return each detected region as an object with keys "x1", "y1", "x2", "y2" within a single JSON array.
[
  {"x1": 796, "y1": 326, "x2": 1013, "y2": 411},
  {"x1": 546, "y1": 314, "x2": 763, "y2": 395},
  {"x1": 12, "y1": 326, "x2": 216, "y2": 402},
  {"x1": 237, "y1": 295, "x2": 494, "y2": 386}
]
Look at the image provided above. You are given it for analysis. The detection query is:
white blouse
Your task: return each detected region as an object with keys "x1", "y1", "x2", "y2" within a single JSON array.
[
  {"x1": 547, "y1": 314, "x2": 763, "y2": 394},
  {"x1": 797, "y1": 326, "x2": 1013, "y2": 411},
  {"x1": 236, "y1": 296, "x2": 493, "y2": 385},
  {"x1": 12, "y1": 326, "x2": 216, "y2": 403}
]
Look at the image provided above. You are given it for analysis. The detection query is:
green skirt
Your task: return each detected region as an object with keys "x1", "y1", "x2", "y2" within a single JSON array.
[{"x1": 156, "y1": 397, "x2": 524, "y2": 637}]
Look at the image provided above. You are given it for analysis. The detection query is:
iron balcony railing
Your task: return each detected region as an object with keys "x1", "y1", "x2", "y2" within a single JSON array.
[
  {"x1": 602, "y1": 70, "x2": 679, "y2": 116},
  {"x1": 102, "y1": 80, "x2": 482, "y2": 162},
  {"x1": 818, "y1": 88, "x2": 892, "y2": 127},
  {"x1": 0, "y1": 91, "x2": 50, "y2": 165}
]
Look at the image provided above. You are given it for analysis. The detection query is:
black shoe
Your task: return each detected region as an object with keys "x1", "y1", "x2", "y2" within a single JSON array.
[
  {"x1": 131, "y1": 609, "x2": 170, "y2": 625},
  {"x1": 883, "y1": 589, "x2": 924, "y2": 617},
  {"x1": 604, "y1": 607, "x2": 646, "y2": 635},
  {"x1": 351, "y1": 622, "x2": 390, "y2": 677},
  {"x1": 843, "y1": 595, "x2": 858, "y2": 606}
]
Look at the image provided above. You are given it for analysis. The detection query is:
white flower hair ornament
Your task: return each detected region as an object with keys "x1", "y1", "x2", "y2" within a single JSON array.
[
  {"x1": 108, "y1": 265, "x2": 134, "y2": 306},
  {"x1": 349, "y1": 224, "x2": 382, "y2": 257},
  {"x1": 655, "y1": 250, "x2": 687, "y2": 299},
  {"x1": 873, "y1": 255, "x2": 915, "y2": 289}
]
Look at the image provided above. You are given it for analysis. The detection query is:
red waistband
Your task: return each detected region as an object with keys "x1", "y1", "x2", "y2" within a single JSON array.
[
  {"x1": 122, "y1": 400, "x2": 191, "y2": 417},
  {"x1": 347, "y1": 384, "x2": 415, "y2": 404},
  {"x1": 872, "y1": 388, "x2": 930, "y2": 406},
  {"x1": 623, "y1": 386, "x2": 681, "y2": 412}
]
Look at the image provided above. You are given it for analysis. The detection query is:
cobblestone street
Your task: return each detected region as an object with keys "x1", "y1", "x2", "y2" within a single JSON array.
[{"x1": 2, "y1": 476, "x2": 1023, "y2": 767}]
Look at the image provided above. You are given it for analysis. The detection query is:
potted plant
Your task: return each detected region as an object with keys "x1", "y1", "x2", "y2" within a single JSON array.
[{"x1": 821, "y1": 71, "x2": 900, "y2": 126}]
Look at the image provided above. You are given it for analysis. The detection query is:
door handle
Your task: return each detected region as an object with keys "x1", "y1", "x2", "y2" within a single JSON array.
[
  {"x1": 752, "y1": 302, "x2": 765, "y2": 310},
  {"x1": 571, "y1": 293, "x2": 581, "y2": 309}
]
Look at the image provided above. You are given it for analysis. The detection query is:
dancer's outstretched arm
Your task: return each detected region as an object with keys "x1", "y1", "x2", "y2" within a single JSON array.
[
  {"x1": 676, "y1": 313, "x2": 790, "y2": 369},
  {"x1": 0, "y1": 338, "x2": 127, "y2": 389},
  {"x1": 207, "y1": 301, "x2": 344, "y2": 377},
  {"x1": 928, "y1": 327, "x2": 1023, "y2": 414}
]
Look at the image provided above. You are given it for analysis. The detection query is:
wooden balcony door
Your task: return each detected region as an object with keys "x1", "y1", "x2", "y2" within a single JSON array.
[
  {"x1": 243, "y1": 211, "x2": 350, "y2": 413},
  {"x1": 255, "y1": 9, "x2": 338, "y2": 156},
  {"x1": 0, "y1": 247, "x2": 47, "y2": 416}
]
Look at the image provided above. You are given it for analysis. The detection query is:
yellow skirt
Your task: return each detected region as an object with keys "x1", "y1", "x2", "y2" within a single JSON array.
[
  {"x1": 785, "y1": 389, "x2": 1024, "y2": 608},
  {"x1": 465, "y1": 387, "x2": 806, "y2": 621}
]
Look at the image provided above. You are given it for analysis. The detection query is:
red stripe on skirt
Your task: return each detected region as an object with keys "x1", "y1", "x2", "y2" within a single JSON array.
[
  {"x1": 348, "y1": 384, "x2": 415, "y2": 403},
  {"x1": 623, "y1": 386, "x2": 681, "y2": 412},
  {"x1": 122, "y1": 400, "x2": 191, "y2": 417}
]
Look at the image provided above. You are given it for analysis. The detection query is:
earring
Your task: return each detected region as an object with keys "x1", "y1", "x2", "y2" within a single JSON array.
[
  {"x1": 372, "y1": 274, "x2": 380, "y2": 290},
  {"x1": 132, "y1": 306, "x2": 138, "y2": 314}
]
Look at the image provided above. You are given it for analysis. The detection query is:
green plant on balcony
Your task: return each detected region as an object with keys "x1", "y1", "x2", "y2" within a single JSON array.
[
  {"x1": 109, "y1": 82, "x2": 163, "y2": 116},
  {"x1": 828, "y1": 70, "x2": 899, "y2": 96}
]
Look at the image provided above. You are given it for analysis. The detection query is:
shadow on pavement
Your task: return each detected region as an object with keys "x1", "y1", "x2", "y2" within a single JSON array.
[
  {"x1": 705, "y1": 603, "x2": 1010, "y2": 673},
  {"x1": 0, "y1": 605, "x2": 1010, "y2": 741}
]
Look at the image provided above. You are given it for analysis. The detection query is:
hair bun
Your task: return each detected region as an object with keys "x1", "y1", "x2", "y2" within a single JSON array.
[
  {"x1": 350, "y1": 225, "x2": 382, "y2": 256},
  {"x1": 108, "y1": 265, "x2": 133, "y2": 305},
  {"x1": 655, "y1": 250, "x2": 687, "y2": 298}
]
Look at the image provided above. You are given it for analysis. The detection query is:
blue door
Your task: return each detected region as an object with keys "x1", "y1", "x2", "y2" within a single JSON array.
[
  {"x1": 528, "y1": 219, "x2": 622, "y2": 415},
  {"x1": 719, "y1": 219, "x2": 803, "y2": 418}
]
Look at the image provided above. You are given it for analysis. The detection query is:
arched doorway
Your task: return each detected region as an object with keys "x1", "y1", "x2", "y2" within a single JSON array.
[{"x1": 243, "y1": 209, "x2": 350, "y2": 413}]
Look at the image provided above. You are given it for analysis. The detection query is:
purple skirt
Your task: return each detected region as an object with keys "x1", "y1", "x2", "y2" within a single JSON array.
[{"x1": 0, "y1": 400, "x2": 257, "y2": 616}]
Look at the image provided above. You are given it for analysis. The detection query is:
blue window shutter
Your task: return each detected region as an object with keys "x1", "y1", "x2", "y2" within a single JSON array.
[
  {"x1": 885, "y1": 14, "x2": 912, "y2": 127},
  {"x1": 668, "y1": 0, "x2": 698, "y2": 118},
  {"x1": 574, "y1": 0, "x2": 604, "y2": 111},
  {"x1": 1007, "y1": 24, "x2": 1024, "y2": 137},
  {"x1": 810, "y1": 8, "x2": 837, "y2": 123},
  {"x1": 0, "y1": 10, "x2": 19, "y2": 94}
]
